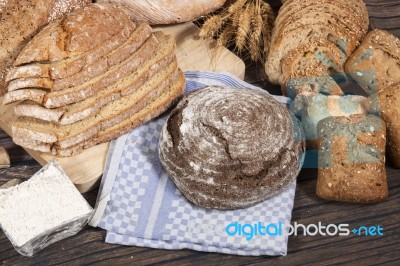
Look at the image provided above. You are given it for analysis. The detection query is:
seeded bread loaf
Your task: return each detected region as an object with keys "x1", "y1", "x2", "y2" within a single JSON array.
[
  {"x1": 266, "y1": 0, "x2": 368, "y2": 85},
  {"x1": 281, "y1": 39, "x2": 345, "y2": 97},
  {"x1": 266, "y1": 24, "x2": 358, "y2": 85},
  {"x1": 345, "y1": 29, "x2": 400, "y2": 94},
  {"x1": 0, "y1": 0, "x2": 89, "y2": 96},
  {"x1": 159, "y1": 86, "x2": 305, "y2": 210},
  {"x1": 290, "y1": 93, "x2": 368, "y2": 149},
  {"x1": 369, "y1": 83, "x2": 400, "y2": 168},
  {"x1": 316, "y1": 114, "x2": 388, "y2": 203}
]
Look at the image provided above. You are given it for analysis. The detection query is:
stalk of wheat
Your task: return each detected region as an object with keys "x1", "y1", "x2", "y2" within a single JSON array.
[{"x1": 199, "y1": 0, "x2": 275, "y2": 62}]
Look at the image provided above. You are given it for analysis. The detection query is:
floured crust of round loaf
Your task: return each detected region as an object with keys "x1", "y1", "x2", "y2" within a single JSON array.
[
  {"x1": 51, "y1": 70, "x2": 186, "y2": 157},
  {"x1": 345, "y1": 29, "x2": 400, "y2": 94},
  {"x1": 159, "y1": 86, "x2": 305, "y2": 210}
]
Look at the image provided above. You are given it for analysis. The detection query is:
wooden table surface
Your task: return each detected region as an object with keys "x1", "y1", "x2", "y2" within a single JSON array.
[{"x1": 1, "y1": 1, "x2": 400, "y2": 265}]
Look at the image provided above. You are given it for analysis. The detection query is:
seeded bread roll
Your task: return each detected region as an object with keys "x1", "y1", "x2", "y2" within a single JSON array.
[
  {"x1": 369, "y1": 83, "x2": 400, "y2": 168},
  {"x1": 316, "y1": 114, "x2": 388, "y2": 203},
  {"x1": 345, "y1": 29, "x2": 400, "y2": 94},
  {"x1": 159, "y1": 86, "x2": 305, "y2": 210}
]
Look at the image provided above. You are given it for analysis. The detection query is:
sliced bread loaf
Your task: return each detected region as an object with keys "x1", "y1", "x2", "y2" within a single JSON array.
[
  {"x1": 15, "y1": 54, "x2": 177, "y2": 124},
  {"x1": 266, "y1": 24, "x2": 357, "y2": 85},
  {"x1": 345, "y1": 29, "x2": 400, "y2": 94},
  {"x1": 6, "y1": 22, "x2": 150, "y2": 84},
  {"x1": 281, "y1": 39, "x2": 345, "y2": 97},
  {"x1": 0, "y1": 0, "x2": 89, "y2": 96},
  {"x1": 275, "y1": 0, "x2": 368, "y2": 35},
  {"x1": 274, "y1": 6, "x2": 366, "y2": 41},
  {"x1": 3, "y1": 34, "x2": 159, "y2": 106},
  {"x1": 54, "y1": 71, "x2": 186, "y2": 157},
  {"x1": 14, "y1": 3, "x2": 134, "y2": 66},
  {"x1": 12, "y1": 60, "x2": 179, "y2": 149},
  {"x1": 13, "y1": 69, "x2": 185, "y2": 156}
]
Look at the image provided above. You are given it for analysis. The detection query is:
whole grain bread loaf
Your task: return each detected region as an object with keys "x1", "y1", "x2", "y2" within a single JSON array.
[
  {"x1": 281, "y1": 39, "x2": 345, "y2": 97},
  {"x1": 290, "y1": 92, "x2": 368, "y2": 149},
  {"x1": 159, "y1": 86, "x2": 305, "y2": 209},
  {"x1": 345, "y1": 29, "x2": 400, "y2": 94},
  {"x1": 0, "y1": 0, "x2": 90, "y2": 96},
  {"x1": 369, "y1": 83, "x2": 400, "y2": 168},
  {"x1": 316, "y1": 114, "x2": 388, "y2": 203}
]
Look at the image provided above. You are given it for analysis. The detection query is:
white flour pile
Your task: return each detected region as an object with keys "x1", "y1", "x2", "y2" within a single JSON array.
[{"x1": 0, "y1": 162, "x2": 93, "y2": 247}]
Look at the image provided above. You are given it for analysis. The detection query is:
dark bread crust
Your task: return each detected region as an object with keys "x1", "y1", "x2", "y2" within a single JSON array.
[{"x1": 159, "y1": 86, "x2": 305, "y2": 210}]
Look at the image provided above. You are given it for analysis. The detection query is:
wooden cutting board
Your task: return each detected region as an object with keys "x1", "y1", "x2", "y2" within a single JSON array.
[{"x1": 0, "y1": 22, "x2": 245, "y2": 193}]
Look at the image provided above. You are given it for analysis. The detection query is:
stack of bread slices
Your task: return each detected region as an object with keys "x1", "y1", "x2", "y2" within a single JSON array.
[
  {"x1": 3, "y1": 3, "x2": 185, "y2": 157},
  {"x1": 265, "y1": 0, "x2": 369, "y2": 97}
]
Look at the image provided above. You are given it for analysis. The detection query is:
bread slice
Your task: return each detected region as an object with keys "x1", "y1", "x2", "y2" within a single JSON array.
[
  {"x1": 15, "y1": 53, "x2": 177, "y2": 124},
  {"x1": 345, "y1": 29, "x2": 400, "y2": 94},
  {"x1": 7, "y1": 78, "x2": 53, "y2": 92},
  {"x1": 12, "y1": 60, "x2": 180, "y2": 149},
  {"x1": 266, "y1": 24, "x2": 358, "y2": 85},
  {"x1": 281, "y1": 39, "x2": 345, "y2": 97},
  {"x1": 7, "y1": 23, "x2": 152, "y2": 92},
  {"x1": 13, "y1": 68, "x2": 185, "y2": 156},
  {"x1": 54, "y1": 71, "x2": 186, "y2": 157},
  {"x1": 3, "y1": 89, "x2": 47, "y2": 105},
  {"x1": 3, "y1": 34, "x2": 159, "y2": 106},
  {"x1": 14, "y1": 3, "x2": 135, "y2": 66}
]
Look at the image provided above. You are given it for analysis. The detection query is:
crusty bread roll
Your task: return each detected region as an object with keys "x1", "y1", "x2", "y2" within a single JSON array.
[
  {"x1": 159, "y1": 86, "x2": 305, "y2": 210},
  {"x1": 97, "y1": 0, "x2": 226, "y2": 25},
  {"x1": 316, "y1": 114, "x2": 388, "y2": 203}
]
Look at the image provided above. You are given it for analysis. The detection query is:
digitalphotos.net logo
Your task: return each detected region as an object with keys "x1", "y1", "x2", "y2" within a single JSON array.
[{"x1": 225, "y1": 221, "x2": 384, "y2": 240}]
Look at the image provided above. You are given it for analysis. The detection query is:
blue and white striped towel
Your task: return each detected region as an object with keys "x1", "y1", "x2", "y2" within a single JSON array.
[{"x1": 90, "y1": 72, "x2": 296, "y2": 256}]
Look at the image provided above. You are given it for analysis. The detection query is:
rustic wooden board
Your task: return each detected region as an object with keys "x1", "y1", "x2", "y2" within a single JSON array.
[{"x1": 0, "y1": 22, "x2": 245, "y2": 193}]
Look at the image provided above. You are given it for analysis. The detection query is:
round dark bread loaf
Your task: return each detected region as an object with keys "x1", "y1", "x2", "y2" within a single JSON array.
[{"x1": 159, "y1": 86, "x2": 305, "y2": 210}]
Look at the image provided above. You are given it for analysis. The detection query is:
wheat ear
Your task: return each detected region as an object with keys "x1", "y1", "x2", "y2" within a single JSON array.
[
  {"x1": 199, "y1": 15, "x2": 224, "y2": 38},
  {"x1": 228, "y1": 0, "x2": 247, "y2": 14},
  {"x1": 235, "y1": 5, "x2": 251, "y2": 51},
  {"x1": 249, "y1": 3, "x2": 263, "y2": 61}
]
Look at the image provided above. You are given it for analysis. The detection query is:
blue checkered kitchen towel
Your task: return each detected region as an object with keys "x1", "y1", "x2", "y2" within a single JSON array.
[{"x1": 89, "y1": 71, "x2": 296, "y2": 256}]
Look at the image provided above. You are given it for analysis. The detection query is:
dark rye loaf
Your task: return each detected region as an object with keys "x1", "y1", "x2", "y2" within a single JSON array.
[{"x1": 159, "y1": 86, "x2": 305, "y2": 210}]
